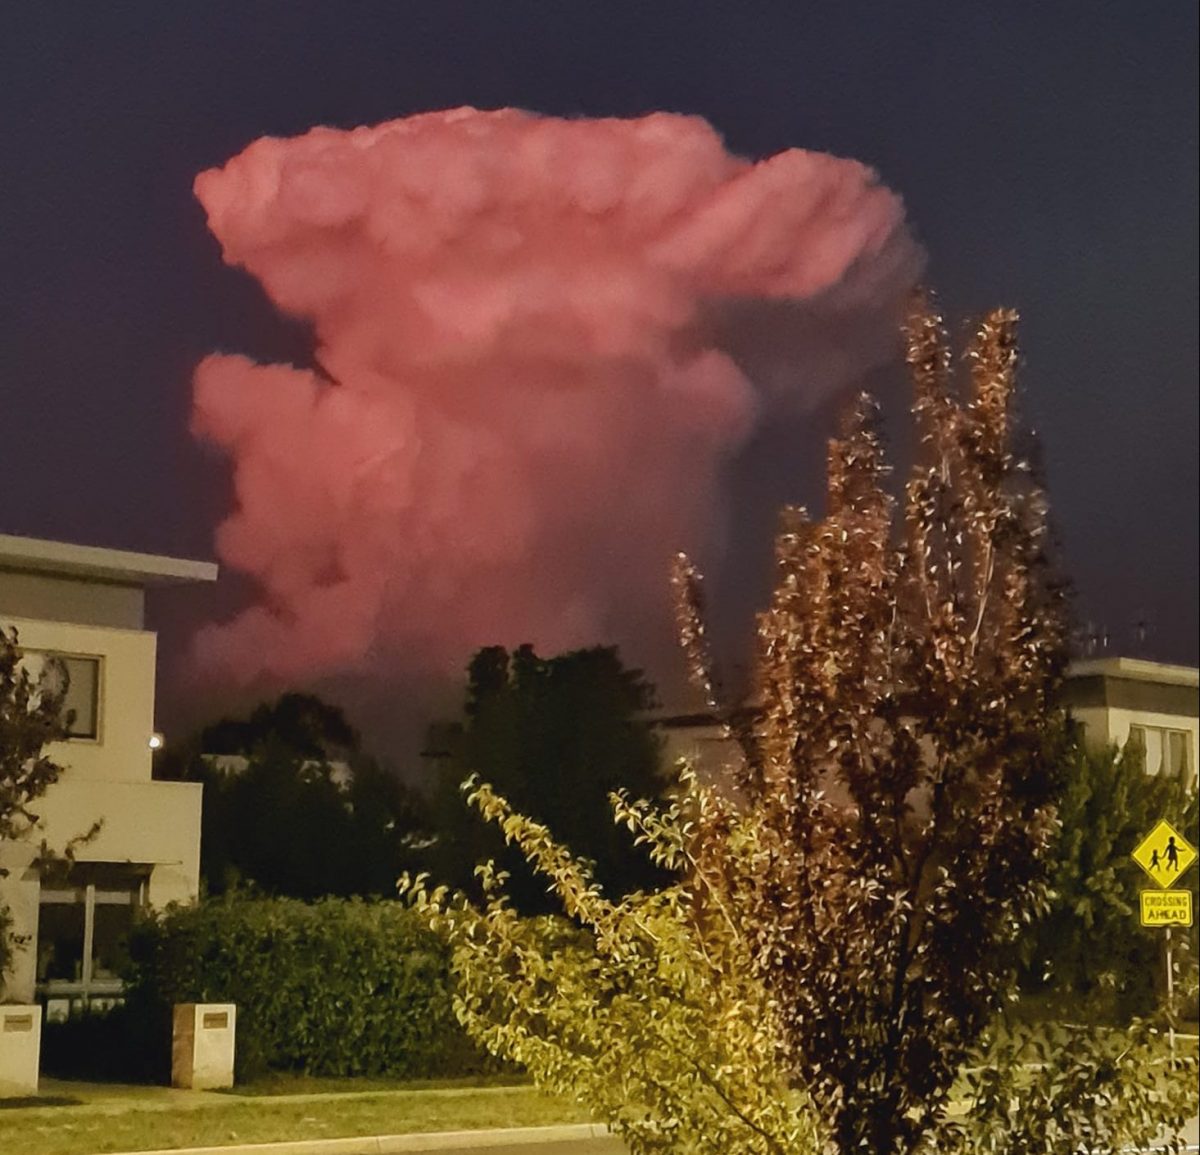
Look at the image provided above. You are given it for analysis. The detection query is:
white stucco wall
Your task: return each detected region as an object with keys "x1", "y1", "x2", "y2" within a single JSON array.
[
  {"x1": 1073, "y1": 704, "x2": 1199, "y2": 786},
  {"x1": 658, "y1": 719, "x2": 744, "y2": 783},
  {"x1": 1, "y1": 610, "x2": 202, "y2": 1003},
  {"x1": 0, "y1": 780, "x2": 202, "y2": 1002},
  {"x1": 6, "y1": 614, "x2": 158, "y2": 785},
  {"x1": 0, "y1": 864, "x2": 41, "y2": 1005}
]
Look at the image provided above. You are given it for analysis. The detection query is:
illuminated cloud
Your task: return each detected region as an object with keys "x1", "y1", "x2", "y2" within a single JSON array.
[{"x1": 191, "y1": 108, "x2": 920, "y2": 687}]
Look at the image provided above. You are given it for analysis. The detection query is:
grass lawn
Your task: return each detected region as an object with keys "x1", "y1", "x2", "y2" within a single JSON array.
[
  {"x1": 219, "y1": 1072, "x2": 532, "y2": 1098},
  {"x1": 0, "y1": 1079, "x2": 591, "y2": 1155}
]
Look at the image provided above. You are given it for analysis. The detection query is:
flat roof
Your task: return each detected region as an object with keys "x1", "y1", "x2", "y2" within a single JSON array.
[
  {"x1": 1066, "y1": 656, "x2": 1198, "y2": 689},
  {"x1": 0, "y1": 533, "x2": 218, "y2": 587}
]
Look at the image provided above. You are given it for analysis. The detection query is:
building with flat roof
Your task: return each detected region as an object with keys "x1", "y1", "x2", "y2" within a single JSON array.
[
  {"x1": 655, "y1": 656, "x2": 1199, "y2": 792},
  {"x1": 1061, "y1": 656, "x2": 1198, "y2": 790},
  {"x1": 0, "y1": 534, "x2": 217, "y2": 1013}
]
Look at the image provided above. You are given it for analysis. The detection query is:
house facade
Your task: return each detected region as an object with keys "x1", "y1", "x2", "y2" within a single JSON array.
[
  {"x1": 1062, "y1": 656, "x2": 1198, "y2": 790},
  {"x1": 0, "y1": 534, "x2": 216, "y2": 1014},
  {"x1": 655, "y1": 656, "x2": 1199, "y2": 792},
  {"x1": 653, "y1": 710, "x2": 741, "y2": 782}
]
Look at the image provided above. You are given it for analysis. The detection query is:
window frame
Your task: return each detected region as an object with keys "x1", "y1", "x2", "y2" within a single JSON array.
[
  {"x1": 1127, "y1": 722, "x2": 1195, "y2": 790},
  {"x1": 19, "y1": 647, "x2": 104, "y2": 743},
  {"x1": 36, "y1": 867, "x2": 148, "y2": 1002}
]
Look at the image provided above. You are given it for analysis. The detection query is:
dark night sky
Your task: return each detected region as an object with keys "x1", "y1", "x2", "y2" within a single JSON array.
[{"x1": 2, "y1": 3, "x2": 1197, "y2": 736}]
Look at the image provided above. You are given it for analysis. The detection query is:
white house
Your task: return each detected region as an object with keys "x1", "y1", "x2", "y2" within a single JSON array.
[
  {"x1": 0, "y1": 534, "x2": 217, "y2": 1015},
  {"x1": 1062, "y1": 656, "x2": 1198, "y2": 790},
  {"x1": 655, "y1": 656, "x2": 1199, "y2": 793},
  {"x1": 652, "y1": 708, "x2": 756, "y2": 786}
]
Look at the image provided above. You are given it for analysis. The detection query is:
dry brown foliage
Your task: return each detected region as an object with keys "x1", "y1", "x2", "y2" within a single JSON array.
[{"x1": 671, "y1": 294, "x2": 1071, "y2": 1152}]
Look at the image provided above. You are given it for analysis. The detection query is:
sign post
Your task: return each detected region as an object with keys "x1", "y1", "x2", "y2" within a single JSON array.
[
  {"x1": 1165, "y1": 928, "x2": 1174, "y2": 1052},
  {"x1": 1132, "y1": 818, "x2": 1197, "y2": 1055}
]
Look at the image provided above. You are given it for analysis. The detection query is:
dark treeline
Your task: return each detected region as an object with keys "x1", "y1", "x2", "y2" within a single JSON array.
[{"x1": 160, "y1": 645, "x2": 673, "y2": 909}]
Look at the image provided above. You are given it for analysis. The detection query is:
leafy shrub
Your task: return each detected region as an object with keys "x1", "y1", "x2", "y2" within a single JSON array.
[
  {"x1": 125, "y1": 895, "x2": 489, "y2": 1081},
  {"x1": 1021, "y1": 741, "x2": 1199, "y2": 1022},
  {"x1": 946, "y1": 1018, "x2": 1198, "y2": 1154}
]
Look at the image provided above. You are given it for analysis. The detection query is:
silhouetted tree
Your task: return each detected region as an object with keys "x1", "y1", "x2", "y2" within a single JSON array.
[
  {"x1": 165, "y1": 694, "x2": 426, "y2": 900},
  {"x1": 196, "y1": 692, "x2": 359, "y2": 760},
  {"x1": 427, "y1": 644, "x2": 669, "y2": 910}
]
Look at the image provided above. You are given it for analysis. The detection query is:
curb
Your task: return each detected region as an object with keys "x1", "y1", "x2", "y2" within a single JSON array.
[{"x1": 100, "y1": 1123, "x2": 615, "y2": 1155}]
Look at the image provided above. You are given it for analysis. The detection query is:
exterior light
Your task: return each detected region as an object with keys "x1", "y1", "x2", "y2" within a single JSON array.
[{"x1": 148, "y1": 732, "x2": 164, "y2": 751}]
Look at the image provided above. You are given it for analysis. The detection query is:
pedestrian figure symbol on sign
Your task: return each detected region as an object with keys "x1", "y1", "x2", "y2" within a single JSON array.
[
  {"x1": 1166, "y1": 837, "x2": 1180, "y2": 872},
  {"x1": 1150, "y1": 849, "x2": 1161, "y2": 870}
]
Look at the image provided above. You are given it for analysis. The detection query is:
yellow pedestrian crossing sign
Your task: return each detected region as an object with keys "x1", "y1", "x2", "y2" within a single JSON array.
[{"x1": 1132, "y1": 819, "x2": 1197, "y2": 889}]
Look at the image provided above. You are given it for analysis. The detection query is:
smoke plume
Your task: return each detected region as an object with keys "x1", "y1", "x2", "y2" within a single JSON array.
[{"x1": 190, "y1": 108, "x2": 919, "y2": 697}]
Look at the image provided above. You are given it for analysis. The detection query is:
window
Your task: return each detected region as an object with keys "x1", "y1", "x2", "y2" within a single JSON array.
[
  {"x1": 1165, "y1": 730, "x2": 1192, "y2": 786},
  {"x1": 36, "y1": 865, "x2": 147, "y2": 1001},
  {"x1": 1127, "y1": 725, "x2": 1156, "y2": 771},
  {"x1": 1127, "y1": 724, "x2": 1194, "y2": 789},
  {"x1": 59, "y1": 656, "x2": 100, "y2": 739},
  {"x1": 18, "y1": 650, "x2": 101, "y2": 739}
]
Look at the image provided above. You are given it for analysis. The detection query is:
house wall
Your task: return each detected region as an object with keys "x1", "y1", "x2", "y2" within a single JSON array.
[
  {"x1": 0, "y1": 863, "x2": 41, "y2": 1007},
  {"x1": 0, "y1": 600, "x2": 202, "y2": 1004},
  {"x1": 4, "y1": 614, "x2": 157, "y2": 784},
  {"x1": 0, "y1": 570, "x2": 144, "y2": 630},
  {"x1": 656, "y1": 718, "x2": 744, "y2": 783},
  {"x1": 1073, "y1": 704, "x2": 1199, "y2": 786},
  {"x1": 1065, "y1": 660, "x2": 1199, "y2": 788},
  {"x1": 658, "y1": 660, "x2": 1200, "y2": 796},
  {"x1": 35, "y1": 780, "x2": 202, "y2": 900},
  {"x1": 0, "y1": 782, "x2": 202, "y2": 1002}
]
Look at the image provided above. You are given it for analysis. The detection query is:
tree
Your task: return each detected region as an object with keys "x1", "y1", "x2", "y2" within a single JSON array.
[
  {"x1": 408, "y1": 299, "x2": 1198, "y2": 1154},
  {"x1": 1, "y1": 625, "x2": 69, "y2": 981},
  {"x1": 164, "y1": 694, "x2": 427, "y2": 900},
  {"x1": 661, "y1": 301, "x2": 1072, "y2": 1154},
  {"x1": 410, "y1": 775, "x2": 1197, "y2": 1155},
  {"x1": 195, "y1": 691, "x2": 359, "y2": 760},
  {"x1": 1022, "y1": 740, "x2": 1199, "y2": 1020},
  {"x1": 426, "y1": 644, "x2": 669, "y2": 911},
  {"x1": 410, "y1": 775, "x2": 821, "y2": 1155}
]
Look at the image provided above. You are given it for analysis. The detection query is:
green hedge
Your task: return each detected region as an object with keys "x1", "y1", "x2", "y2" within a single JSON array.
[{"x1": 124, "y1": 895, "x2": 488, "y2": 1080}]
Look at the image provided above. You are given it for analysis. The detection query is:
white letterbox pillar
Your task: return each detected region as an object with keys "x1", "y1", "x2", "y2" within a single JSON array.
[
  {"x1": 0, "y1": 1004, "x2": 41, "y2": 1097},
  {"x1": 172, "y1": 1003, "x2": 236, "y2": 1090}
]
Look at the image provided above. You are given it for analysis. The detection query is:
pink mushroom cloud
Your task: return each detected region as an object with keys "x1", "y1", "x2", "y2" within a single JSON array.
[{"x1": 189, "y1": 107, "x2": 921, "y2": 693}]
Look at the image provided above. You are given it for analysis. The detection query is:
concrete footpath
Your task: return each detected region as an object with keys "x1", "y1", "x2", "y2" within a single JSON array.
[
  {"x1": 95, "y1": 1121, "x2": 1198, "y2": 1155},
  {"x1": 97, "y1": 1120, "x2": 1198, "y2": 1155},
  {"x1": 101, "y1": 1125, "x2": 625, "y2": 1155}
]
